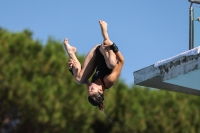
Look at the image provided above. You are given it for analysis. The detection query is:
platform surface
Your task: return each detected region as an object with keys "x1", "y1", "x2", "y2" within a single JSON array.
[{"x1": 134, "y1": 47, "x2": 200, "y2": 96}]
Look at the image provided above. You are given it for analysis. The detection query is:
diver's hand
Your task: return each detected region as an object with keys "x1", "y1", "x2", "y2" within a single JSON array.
[
  {"x1": 102, "y1": 39, "x2": 113, "y2": 47},
  {"x1": 68, "y1": 59, "x2": 76, "y2": 68}
]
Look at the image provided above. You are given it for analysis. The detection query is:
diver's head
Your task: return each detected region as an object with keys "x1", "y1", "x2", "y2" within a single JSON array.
[
  {"x1": 88, "y1": 83, "x2": 103, "y2": 96},
  {"x1": 88, "y1": 93, "x2": 105, "y2": 111},
  {"x1": 87, "y1": 83, "x2": 105, "y2": 111}
]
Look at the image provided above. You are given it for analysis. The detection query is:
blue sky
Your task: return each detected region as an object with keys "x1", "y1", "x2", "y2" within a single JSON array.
[{"x1": 1, "y1": 0, "x2": 200, "y2": 86}]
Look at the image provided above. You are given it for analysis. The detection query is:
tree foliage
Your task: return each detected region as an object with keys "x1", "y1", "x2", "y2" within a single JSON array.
[{"x1": 0, "y1": 27, "x2": 199, "y2": 133}]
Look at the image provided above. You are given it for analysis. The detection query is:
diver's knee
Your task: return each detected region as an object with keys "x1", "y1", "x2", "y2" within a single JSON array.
[{"x1": 107, "y1": 61, "x2": 116, "y2": 69}]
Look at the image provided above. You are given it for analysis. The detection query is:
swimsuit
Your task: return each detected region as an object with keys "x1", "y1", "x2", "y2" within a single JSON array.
[{"x1": 91, "y1": 46, "x2": 112, "y2": 89}]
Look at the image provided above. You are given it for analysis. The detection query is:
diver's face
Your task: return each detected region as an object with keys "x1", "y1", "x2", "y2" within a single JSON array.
[{"x1": 88, "y1": 83, "x2": 103, "y2": 96}]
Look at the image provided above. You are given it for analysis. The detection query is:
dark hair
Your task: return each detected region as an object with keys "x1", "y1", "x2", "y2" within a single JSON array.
[{"x1": 88, "y1": 92, "x2": 105, "y2": 111}]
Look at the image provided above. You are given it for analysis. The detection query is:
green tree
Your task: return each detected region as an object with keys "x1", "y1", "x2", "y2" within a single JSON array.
[{"x1": 0, "y1": 27, "x2": 200, "y2": 133}]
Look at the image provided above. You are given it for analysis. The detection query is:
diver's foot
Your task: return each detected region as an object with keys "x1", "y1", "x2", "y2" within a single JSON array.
[
  {"x1": 99, "y1": 20, "x2": 109, "y2": 40},
  {"x1": 63, "y1": 38, "x2": 77, "y2": 54}
]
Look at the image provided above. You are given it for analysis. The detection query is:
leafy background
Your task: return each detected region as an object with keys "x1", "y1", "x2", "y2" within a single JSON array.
[{"x1": 0, "y1": 28, "x2": 199, "y2": 133}]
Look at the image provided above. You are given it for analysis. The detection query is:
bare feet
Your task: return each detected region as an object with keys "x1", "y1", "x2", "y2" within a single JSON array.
[
  {"x1": 63, "y1": 38, "x2": 77, "y2": 55},
  {"x1": 99, "y1": 20, "x2": 109, "y2": 40},
  {"x1": 99, "y1": 20, "x2": 113, "y2": 46}
]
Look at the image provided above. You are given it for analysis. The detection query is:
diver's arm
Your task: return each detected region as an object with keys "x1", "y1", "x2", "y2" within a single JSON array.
[{"x1": 104, "y1": 50, "x2": 124, "y2": 87}]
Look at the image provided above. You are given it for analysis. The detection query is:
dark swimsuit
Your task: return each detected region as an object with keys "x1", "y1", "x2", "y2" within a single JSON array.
[{"x1": 91, "y1": 46, "x2": 112, "y2": 89}]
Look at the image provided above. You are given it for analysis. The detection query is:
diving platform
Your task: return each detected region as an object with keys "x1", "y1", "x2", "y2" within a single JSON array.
[{"x1": 133, "y1": 46, "x2": 200, "y2": 96}]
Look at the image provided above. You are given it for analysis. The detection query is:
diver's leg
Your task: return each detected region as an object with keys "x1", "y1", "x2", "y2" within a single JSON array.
[
  {"x1": 99, "y1": 20, "x2": 109, "y2": 40},
  {"x1": 77, "y1": 44, "x2": 99, "y2": 83},
  {"x1": 99, "y1": 20, "x2": 117, "y2": 69},
  {"x1": 63, "y1": 38, "x2": 82, "y2": 82},
  {"x1": 64, "y1": 38, "x2": 97, "y2": 84}
]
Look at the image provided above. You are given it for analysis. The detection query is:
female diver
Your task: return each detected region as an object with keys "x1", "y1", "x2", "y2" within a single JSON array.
[{"x1": 63, "y1": 20, "x2": 124, "y2": 111}]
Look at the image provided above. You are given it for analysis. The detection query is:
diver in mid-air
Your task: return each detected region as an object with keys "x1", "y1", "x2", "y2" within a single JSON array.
[{"x1": 63, "y1": 20, "x2": 124, "y2": 111}]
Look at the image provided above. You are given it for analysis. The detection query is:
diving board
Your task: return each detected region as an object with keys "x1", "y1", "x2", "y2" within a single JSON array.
[{"x1": 133, "y1": 46, "x2": 200, "y2": 96}]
